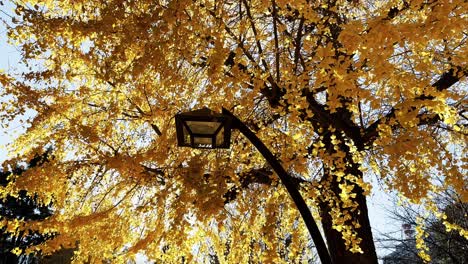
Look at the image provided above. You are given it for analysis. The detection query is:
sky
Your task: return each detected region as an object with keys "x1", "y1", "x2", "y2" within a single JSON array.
[
  {"x1": 0, "y1": 2, "x2": 401, "y2": 262},
  {"x1": 0, "y1": 2, "x2": 23, "y2": 164}
]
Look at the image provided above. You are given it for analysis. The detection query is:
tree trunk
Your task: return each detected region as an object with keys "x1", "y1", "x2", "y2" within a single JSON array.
[
  {"x1": 319, "y1": 164, "x2": 378, "y2": 264},
  {"x1": 317, "y1": 129, "x2": 378, "y2": 264}
]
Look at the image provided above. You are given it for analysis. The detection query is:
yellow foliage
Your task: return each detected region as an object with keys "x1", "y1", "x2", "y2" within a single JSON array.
[{"x1": 0, "y1": 0, "x2": 467, "y2": 262}]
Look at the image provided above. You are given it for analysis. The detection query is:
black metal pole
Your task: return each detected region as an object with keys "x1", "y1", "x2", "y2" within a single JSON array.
[{"x1": 222, "y1": 108, "x2": 332, "y2": 264}]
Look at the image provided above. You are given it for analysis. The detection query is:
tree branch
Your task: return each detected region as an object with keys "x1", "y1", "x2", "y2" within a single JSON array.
[
  {"x1": 293, "y1": 17, "x2": 304, "y2": 74},
  {"x1": 362, "y1": 66, "x2": 467, "y2": 145},
  {"x1": 271, "y1": 0, "x2": 280, "y2": 82}
]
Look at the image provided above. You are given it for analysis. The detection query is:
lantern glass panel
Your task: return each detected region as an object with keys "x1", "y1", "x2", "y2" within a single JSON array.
[
  {"x1": 186, "y1": 121, "x2": 221, "y2": 135},
  {"x1": 194, "y1": 137, "x2": 213, "y2": 148}
]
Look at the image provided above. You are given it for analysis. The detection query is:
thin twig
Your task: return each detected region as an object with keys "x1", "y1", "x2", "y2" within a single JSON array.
[
  {"x1": 293, "y1": 18, "x2": 304, "y2": 74},
  {"x1": 271, "y1": 0, "x2": 280, "y2": 82}
]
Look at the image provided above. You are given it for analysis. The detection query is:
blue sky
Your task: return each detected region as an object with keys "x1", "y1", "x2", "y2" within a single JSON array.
[
  {"x1": 0, "y1": 3, "x2": 400, "y2": 261},
  {"x1": 1, "y1": 2, "x2": 23, "y2": 164}
]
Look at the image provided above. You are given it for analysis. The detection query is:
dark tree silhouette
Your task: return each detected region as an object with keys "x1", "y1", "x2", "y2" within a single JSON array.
[
  {"x1": 0, "y1": 150, "x2": 53, "y2": 264},
  {"x1": 380, "y1": 191, "x2": 468, "y2": 264}
]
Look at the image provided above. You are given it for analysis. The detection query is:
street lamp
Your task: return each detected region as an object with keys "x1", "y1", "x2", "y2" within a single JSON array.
[
  {"x1": 175, "y1": 107, "x2": 332, "y2": 264},
  {"x1": 175, "y1": 107, "x2": 232, "y2": 149}
]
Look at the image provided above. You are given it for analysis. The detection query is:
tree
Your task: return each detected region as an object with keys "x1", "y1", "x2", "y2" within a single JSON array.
[
  {"x1": 381, "y1": 190, "x2": 468, "y2": 264},
  {"x1": 0, "y1": 151, "x2": 53, "y2": 263},
  {"x1": 0, "y1": 0, "x2": 466, "y2": 263}
]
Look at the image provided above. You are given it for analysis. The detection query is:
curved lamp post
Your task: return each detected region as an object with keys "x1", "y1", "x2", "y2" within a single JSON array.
[{"x1": 175, "y1": 107, "x2": 332, "y2": 264}]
